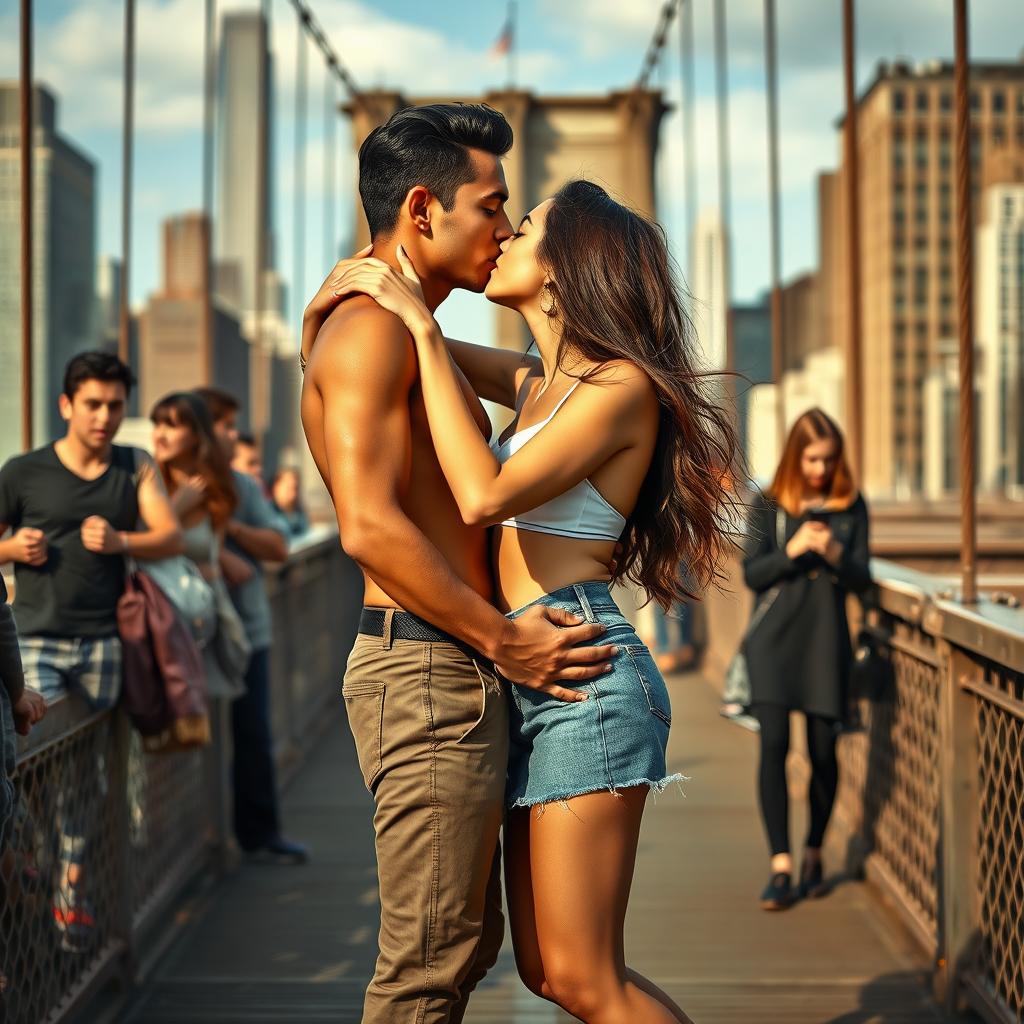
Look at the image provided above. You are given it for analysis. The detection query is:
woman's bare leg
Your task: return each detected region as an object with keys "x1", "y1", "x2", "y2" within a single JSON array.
[{"x1": 507, "y1": 787, "x2": 691, "y2": 1024}]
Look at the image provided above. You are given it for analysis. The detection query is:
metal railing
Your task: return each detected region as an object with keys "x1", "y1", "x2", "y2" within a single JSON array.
[
  {"x1": 828, "y1": 559, "x2": 1024, "y2": 1021},
  {"x1": 702, "y1": 551, "x2": 1024, "y2": 1021},
  {"x1": 0, "y1": 532, "x2": 356, "y2": 1024}
]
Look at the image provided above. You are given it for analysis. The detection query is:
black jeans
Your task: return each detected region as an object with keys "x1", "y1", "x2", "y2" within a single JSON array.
[
  {"x1": 753, "y1": 703, "x2": 839, "y2": 857},
  {"x1": 231, "y1": 647, "x2": 282, "y2": 850}
]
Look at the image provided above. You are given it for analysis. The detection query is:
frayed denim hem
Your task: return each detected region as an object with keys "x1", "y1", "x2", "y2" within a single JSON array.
[{"x1": 508, "y1": 772, "x2": 689, "y2": 816}]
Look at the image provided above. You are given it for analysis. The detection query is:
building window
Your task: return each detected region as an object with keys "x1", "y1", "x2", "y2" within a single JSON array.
[
  {"x1": 916, "y1": 89, "x2": 929, "y2": 113},
  {"x1": 993, "y1": 126, "x2": 1006, "y2": 146},
  {"x1": 1017, "y1": 90, "x2": 1024, "y2": 114},
  {"x1": 941, "y1": 91, "x2": 953, "y2": 113},
  {"x1": 993, "y1": 89, "x2": 1006, "y2": 114},
  {"x1": 893, "y1": 89, "x2": 906, "y2": 114},
  {"x1": 970, "y1": 89, "x2": 981, "y2": 112}
]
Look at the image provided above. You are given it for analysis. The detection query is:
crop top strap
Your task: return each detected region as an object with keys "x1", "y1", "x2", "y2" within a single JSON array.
[{"x1": 538, "y1": 380, "x2": 580, "y2": 427}]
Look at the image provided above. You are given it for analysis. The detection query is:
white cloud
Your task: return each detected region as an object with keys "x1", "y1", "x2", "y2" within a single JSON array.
[
  {"x1": 547, "y1": 0, "x2": 1024, "y2": 71},
  {"x1": 6, "y1": 0, "x2": 561, "y2": 140}
]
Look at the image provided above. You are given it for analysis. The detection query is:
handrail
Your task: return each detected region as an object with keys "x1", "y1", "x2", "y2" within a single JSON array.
[{"x1": 872, "y1": 557, "x2": 1024, "y2": 672}]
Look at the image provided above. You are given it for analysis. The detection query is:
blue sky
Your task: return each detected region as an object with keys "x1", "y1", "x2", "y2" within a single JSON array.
[{"x1": 4, "y1": 0, "x2": 1023, "y2": 346}]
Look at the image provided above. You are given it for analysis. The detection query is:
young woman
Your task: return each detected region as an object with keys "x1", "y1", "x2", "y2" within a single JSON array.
[
  {"x1": 150, "y1": 392, "x2": 245, "y2": 698},
  {"x1": 741, "y1": 409, "x2": 871, "y2": 910},
  {"x1": 309, "y1": 179, "x2": 739, "y2": 1023}
]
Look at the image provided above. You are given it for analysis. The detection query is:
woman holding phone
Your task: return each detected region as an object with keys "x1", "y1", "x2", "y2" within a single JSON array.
[{"x1": 742, "y1": 408, "x2": 872, "y2": 910}]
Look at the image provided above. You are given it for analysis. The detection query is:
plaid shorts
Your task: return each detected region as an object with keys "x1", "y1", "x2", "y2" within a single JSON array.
[{"x1": 19, "y1": 635, "x2": 123, "y2": 711}]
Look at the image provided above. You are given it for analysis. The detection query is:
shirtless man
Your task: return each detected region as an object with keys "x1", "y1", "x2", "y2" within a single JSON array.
[{"x1": 300, "y1": 104, "x2": 615, "y2": 1024}]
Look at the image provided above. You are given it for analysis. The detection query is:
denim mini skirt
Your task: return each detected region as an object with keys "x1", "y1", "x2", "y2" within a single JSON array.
[{"x1": 505, "y1": 580, "x2": 685, "y2": 811}]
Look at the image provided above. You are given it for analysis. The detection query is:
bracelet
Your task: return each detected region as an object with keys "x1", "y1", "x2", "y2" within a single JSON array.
[{"x1": 118, "y1": 531, "x2": 129, "y2": 554}]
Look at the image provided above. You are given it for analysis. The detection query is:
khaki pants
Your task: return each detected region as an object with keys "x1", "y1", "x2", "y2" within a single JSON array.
[{"x1": 343, "y1": 624, "x2": 509, "y2": 1024}]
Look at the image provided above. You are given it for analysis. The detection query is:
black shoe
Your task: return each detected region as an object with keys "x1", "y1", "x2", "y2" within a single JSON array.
[
  {"x1": 760, "y1": 871, "x2": 793, "y2": 911},
  {"x1": 798, "y1": 857, "x2": 828, "y2": 900},
  {"x1": 244, "y1": 836, "x2": 310, "y2": 865}
]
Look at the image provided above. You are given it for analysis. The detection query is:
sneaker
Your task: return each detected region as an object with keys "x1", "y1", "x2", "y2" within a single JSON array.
[
  {"x1": 760, "y1": 871, "x2": 793, "y2": 911},
  {"x1": 243, "y1": 835, "x2": 310, "y2": 865},
  {"x1": 52, "y1": 892, "x2": 97, "y2": 953},
  {"x1": 720, "y1": 705, "x2": 761, "y2": 732}
]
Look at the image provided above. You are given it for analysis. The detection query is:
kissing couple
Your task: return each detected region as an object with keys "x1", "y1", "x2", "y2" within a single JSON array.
[{"x1": 301, "y1": 102, "x2": 737, "y2": 1024}]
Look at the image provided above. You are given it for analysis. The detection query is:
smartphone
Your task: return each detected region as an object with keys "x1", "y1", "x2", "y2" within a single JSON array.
[{"x1": 806, "y1": 507, "x2": 831, "y2": 524}]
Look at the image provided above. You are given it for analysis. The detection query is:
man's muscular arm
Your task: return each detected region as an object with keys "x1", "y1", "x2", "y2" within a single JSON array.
[{"x1": 310, "y1": 307, "x2": 612, "y2": 697}]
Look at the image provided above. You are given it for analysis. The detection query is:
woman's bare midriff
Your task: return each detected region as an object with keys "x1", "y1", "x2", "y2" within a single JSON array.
[{"x1": 492, "y1": 526, "x2": 615, "y2": 613}]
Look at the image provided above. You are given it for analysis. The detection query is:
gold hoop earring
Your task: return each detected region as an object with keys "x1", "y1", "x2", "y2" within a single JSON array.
[{"x1": 540, "y1": 285, "x2": 557, "y2": 318}]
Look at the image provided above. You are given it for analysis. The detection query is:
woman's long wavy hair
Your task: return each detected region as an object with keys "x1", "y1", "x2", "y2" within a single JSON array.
[
  {"x1": 538, "y1": 179, "x2": 743, "y2": 608},
  {"x1": 150, "y1": 391, "x2": 238, "y2": 528},
  {"x1": 768, "y1": 408, "x2": 858, "y2": 516}
]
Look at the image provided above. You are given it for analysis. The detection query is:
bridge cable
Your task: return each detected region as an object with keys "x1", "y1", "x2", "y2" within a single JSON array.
[
  {"x1": 635, "y1": 0, "x2": 682, "y2": 93},
  {"x1": 285, "y1": 0, "x2": 369, "y2": 111}
]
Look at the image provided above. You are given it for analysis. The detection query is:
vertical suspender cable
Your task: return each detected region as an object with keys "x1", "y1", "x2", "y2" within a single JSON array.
[
  {"x1": 119, "y1": 0, "x2": 136, "y2": 366},
  {"x1": 253, "y1": 0, "x2": 270, "y2": 432},
  {"x1": 842, "y1": 0, "x2": 865, "y2": 482},
  {"x1": 324, "y1": 69, "x2": 337, "y2": 268},
  {"x1": 953, "y1": 0, "x2": 977, "y2": 604},
  {"x1": 680, "y1": 0, "x2": 696, "y2": 285},
  {"x1": 201, "y1": 0, "x2": 216, "y2": 384},
  {"x1": 764, "y1": 0, "x2": 785, "y2": 451},
  {"x1": 19, "y1": 0, "x2": 33, "y2": 451},
  {"x1": 294, "y1": 13, "x2": 308, "y2": 332},
  {"x1": 713, "y1": 0, "x2": 736, "y2": 390}
]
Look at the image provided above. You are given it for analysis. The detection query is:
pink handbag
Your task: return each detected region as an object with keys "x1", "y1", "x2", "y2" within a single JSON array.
[{"x1": 117, "y1": 568, "x2": 210, "y2": 749}]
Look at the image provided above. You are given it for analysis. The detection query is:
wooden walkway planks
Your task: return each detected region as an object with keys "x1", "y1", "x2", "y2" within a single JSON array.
[{"x1": 125, "y1": 670, "x2": 956, "y2": 1024}]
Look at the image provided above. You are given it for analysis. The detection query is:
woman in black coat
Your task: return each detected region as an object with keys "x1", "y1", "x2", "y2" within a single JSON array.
[{"x1": 742, "y1": 408, "x2": 871, "y2": 910}]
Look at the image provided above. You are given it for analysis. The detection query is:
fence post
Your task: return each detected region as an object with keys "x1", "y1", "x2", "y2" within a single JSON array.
[
  {"x1": 113, "y1": 712, "x2": 139, "y2": 985},
  {"x1": 934, "y1": 634, "x2": 980, "y2": 1011},
  {"x1": 204, "y1": 698, "x2": 233, "y2": 876}
]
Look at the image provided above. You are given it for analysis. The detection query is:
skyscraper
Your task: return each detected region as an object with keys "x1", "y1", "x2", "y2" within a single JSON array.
[
  {"x1": 689, "y1": 210, "x2": 729, "y2": 371},
  {"x1": 976, "y1": 154, "x2": 1024, "y2": 497},
  {"x1": 214, "y1": 10, "x2": 274, "y2": 315},
  {"x1": 139, "y1": 212, "x2": 249, "y2": 418},
  {"x1": 826, "y1": 57, "x2": 1024, "y2": 498},
  {"x1": 0, "y1": 84, "x2": 96, "y2": 466}
]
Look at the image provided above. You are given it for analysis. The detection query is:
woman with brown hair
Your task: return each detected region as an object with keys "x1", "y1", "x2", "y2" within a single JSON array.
[
  {"x1": 150, "y1": 391, "x2": 245, "y2": 698},
  {"x1": 307, "y1": 179, "x2": 740, "y2": 1023},
  {"x1": 742, "y1": 408, "x2": 871, "y2": 910}
]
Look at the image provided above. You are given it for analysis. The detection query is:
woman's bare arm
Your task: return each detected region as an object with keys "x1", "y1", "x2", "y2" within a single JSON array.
[{"x1": 443, "y1": 337, "x2": 540, "y2": 408}]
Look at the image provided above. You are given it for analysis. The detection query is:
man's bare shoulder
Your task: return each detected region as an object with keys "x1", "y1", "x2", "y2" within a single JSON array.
[{"x1": 306, "y1": 296, "x2": 415, "y2": 393}]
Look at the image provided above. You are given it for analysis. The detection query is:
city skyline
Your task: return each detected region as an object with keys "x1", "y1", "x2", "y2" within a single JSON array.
[{"x1": 3, "y1": 0, "x2": 1023, "y2": 348}]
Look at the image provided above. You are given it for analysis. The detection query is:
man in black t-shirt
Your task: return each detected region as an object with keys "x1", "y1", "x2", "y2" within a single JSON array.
[{"x1": 0, "y1": 352, "x2": 183, "y2": 950}]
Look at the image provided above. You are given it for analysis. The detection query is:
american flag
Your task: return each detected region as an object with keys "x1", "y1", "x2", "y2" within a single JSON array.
[{"x1": 491, "y1": 13, "x2": 513, "y2": 57}]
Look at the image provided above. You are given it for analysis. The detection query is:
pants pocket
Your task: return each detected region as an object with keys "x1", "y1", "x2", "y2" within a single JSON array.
[
  {"x1": 426, "y1": 646, "x2": 488, "y2": 746},
  {"x1": 341, "y1": 679, "x2": 386, "y2": 791},
  {"x1": 625, "y1": 648, "x2": 673, "y2": 726}
]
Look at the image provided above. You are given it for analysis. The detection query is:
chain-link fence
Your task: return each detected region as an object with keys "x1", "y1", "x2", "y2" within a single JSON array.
[{"x1": 0, "y1": 533, "x2": 354, "y2": 1023}]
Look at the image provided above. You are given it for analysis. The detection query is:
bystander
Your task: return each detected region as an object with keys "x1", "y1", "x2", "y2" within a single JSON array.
[
  {"x1": 0, "y1": 352, "x2": 183, "y2": 949},
  {"x1": 194, "y1": 388, "x2": 309, "y2": 864},
  {"x1": 270, "y1": 468, "x2": 311, "y2": 540}
]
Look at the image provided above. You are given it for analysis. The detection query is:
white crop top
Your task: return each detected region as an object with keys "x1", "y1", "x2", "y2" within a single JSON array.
[{"x1": 489, "y1": 381, "x2": 627, "y2": 542}]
